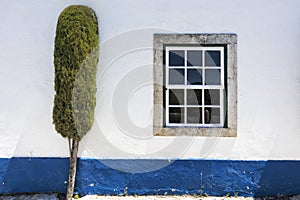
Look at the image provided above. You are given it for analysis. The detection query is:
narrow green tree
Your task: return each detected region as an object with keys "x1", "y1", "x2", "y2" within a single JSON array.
[{"x1": 53, "y1": 5, "x2": 99, "y2": 200}]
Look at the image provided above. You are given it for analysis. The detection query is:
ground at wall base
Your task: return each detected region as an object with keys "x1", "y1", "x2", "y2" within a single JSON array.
[{"x1": 1, "y1": 194, "x2": 300, "y2": 200}]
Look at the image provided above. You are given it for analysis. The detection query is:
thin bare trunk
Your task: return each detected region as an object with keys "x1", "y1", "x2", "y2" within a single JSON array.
[
  {"x1": 68, "y1": 138, "x2": 72, "y2": 156},
  {"x1": 66, "y1": 138, "x2": 79, "y2": 200}
]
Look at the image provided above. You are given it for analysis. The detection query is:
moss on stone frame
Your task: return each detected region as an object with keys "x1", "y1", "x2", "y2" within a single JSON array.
[{"x1": 53, "y1": 5, "x2": 99, "y2": 141}]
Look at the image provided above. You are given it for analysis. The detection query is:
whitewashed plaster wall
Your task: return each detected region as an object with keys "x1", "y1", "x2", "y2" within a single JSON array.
[{"x1": 0, "y1": 0, "x2": 300, "y2": 160}]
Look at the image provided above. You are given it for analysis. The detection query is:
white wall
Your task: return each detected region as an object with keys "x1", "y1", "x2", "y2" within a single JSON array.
[{"x1": 0, "y1": 0, "x2": 300, "y2": 160}]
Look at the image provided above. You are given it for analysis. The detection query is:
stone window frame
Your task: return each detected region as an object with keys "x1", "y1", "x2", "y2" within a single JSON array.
[{"x1": 153, "y1": 33, "x2": 237, "y2": 137}]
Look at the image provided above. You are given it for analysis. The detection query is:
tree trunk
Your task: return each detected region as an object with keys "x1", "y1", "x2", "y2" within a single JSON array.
[{"x1": 66, "y1": 139, "x2": 79, "y2": 200}]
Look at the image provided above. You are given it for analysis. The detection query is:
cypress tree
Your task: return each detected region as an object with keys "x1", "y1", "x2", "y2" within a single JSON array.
[{"x1": 53, "y1": 5, "x2": 99, "y2": 200}]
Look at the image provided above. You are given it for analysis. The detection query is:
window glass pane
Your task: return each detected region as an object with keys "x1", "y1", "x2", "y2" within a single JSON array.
[
  {"x1": 169, "y1": 50, "x2": 184, "y2": 66},
  {"x1": 204, "y1": 89, "x2": 220, "y2": 105},
  {"x1": 187, "y1": 50, "x2": 202, "y2": 66},
  {"x1": 187, "y1": 107, "x2": 202, "y2": 124},
  {"x1": 187, "y1": 69, "x2": 203, "y2": 85},
  {"x1": 204, "y1": 107, "x2": 220, "y2": 124},
  {"x1": 169, "y1": 68, "x2": 185, "y2": 85},
  {"x1": 205, "y1": 69, "x2": 221, "y2": 85},
  {"x1": 187, "y1": 89, "x2": 202, "y2": 105},
  {"x1": 205, "y1": 51, "x2": 221, "y2": 66},
  {"x1": 169, "y1": 89, "x2": 184, "y2": 105},
  {"x1": 169, "y1": 107, "x2": 184, "y2": 123}
]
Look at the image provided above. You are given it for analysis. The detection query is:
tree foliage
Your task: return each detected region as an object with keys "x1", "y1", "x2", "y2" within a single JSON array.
[{"x1": 53, "y1": 5, "x2": 99, "y2": 141}]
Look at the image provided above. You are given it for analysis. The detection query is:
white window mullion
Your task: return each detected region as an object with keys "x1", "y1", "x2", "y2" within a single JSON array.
[
  {"x1": 202, "y1": 89, "x2": 205, "y2": 125},
  {"x1": 220, "y1": 88, "x2": 224, "y2": 127},
  {"x1": 184, "y1": 50, "x2": 187, "y2": 125},
  {"x1": 221, "y1": 47, "x2": 225, "y2": 89},
  {"x1": 219, "y1": 48, "x2": 225, "y2": 127},
  {"x1": 166, "y1": 49, "x2": 170, "y2": 125}
]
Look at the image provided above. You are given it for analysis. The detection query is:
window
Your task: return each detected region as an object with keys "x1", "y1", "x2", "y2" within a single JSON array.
[
  {"x1": 166, "y1": 47, "x2": 224, "y2": 127},
  {"x1": 153, "y1": 34, "x2": 237, "y2": 137}
]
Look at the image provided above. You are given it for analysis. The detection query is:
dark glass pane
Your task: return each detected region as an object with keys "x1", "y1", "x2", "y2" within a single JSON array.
[
  {"x1": 205, "y1": 51, "x2": 221, "y2": 66},
  {"x1": 187, "y1": 69, "x2": 203, "y2": 85},
  {"x1": 187, "y1": 107, "x2": 202, "y2": 124},
  {"x1": 169, "y1": 50, "x2": 184, "y2": 66},
  {"x1": 169, "y1": 89, "x2": 184, "y2": 105},
  {"x1": 205, "y1": 69, "x2": 221, "y2": 85},
  {"x1": 169, "y1": 107, "x2": 184, "y2": 123},
  {"x1": 187, "y1": 50, "x2": 202, "y2": 66},
  {"x1": 187, "y1": 89, "x2": 202, "y2": 105},
  {"x1": 204, "y1": 89, "x2": 220, "y2": 105},
  {"x1": 169, "y1": 68, "x2": 185, "y2": 85},
  {"x1": 205, "y1": 107, "x2": 220, "y2": 124}
]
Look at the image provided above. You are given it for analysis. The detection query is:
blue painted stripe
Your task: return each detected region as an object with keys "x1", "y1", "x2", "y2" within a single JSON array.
[{"x1": 0, "y1": 158, "x2": 300, "y2": 197}]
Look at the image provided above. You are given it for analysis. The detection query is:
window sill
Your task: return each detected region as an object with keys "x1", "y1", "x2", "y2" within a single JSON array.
[{"x1": 153, "y1": 127, "x2": 237, "y2": 137}]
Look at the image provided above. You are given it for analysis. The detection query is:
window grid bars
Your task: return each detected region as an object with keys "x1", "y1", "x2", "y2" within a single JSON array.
[
  {"x1": 202, "y1": 50, "x2": 205, "y2": 124},
  {"x1": 166, "y1": 46, "x2": 224, "y2": 127}
]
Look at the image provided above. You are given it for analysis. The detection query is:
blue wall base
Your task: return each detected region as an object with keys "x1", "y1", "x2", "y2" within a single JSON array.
[{"x1": 0, "y1": 158, "x2": 300, "y2": 197}]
